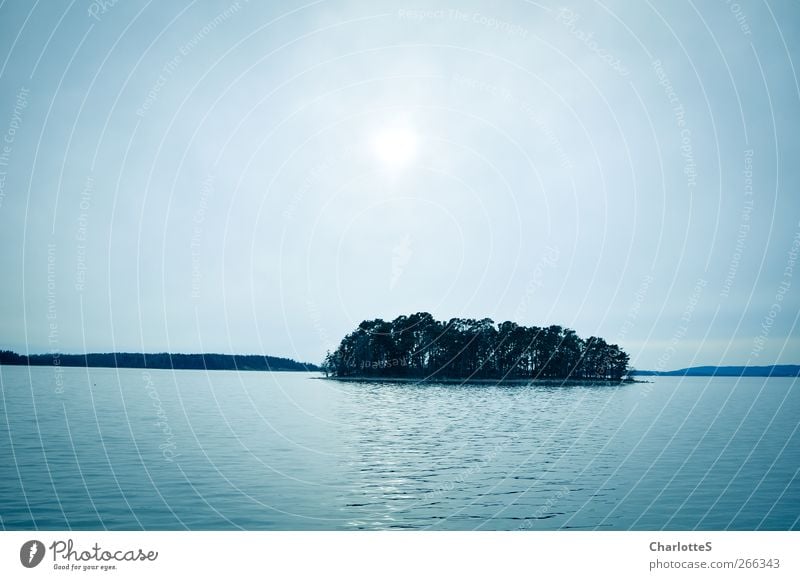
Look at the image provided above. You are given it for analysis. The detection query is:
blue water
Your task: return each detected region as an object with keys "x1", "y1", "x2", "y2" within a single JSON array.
[{"x1": 0, "y1": 366, "x2": 797, "y2": 530}]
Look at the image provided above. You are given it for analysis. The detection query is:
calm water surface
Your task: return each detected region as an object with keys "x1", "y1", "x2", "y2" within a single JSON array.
[{"x1": 0, "y1": 366, "x2": 797, "y2": 530}]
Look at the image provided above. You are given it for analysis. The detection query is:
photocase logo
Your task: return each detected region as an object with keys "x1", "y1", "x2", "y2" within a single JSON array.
[{"x1": 20, "y1": 540, "x2": 45, "y2": 568}]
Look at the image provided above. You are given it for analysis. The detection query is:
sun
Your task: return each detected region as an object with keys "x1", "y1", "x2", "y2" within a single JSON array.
[{"x1": 371, "y1": 126, "x2": 418, "y2": 169}]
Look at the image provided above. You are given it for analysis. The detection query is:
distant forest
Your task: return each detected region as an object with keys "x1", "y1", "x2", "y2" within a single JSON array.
[
  {"x1": 635, "y1": 365, "x2": 800, "y2": 377},
  {"x1": 323, "y1": 312, "x2": 630, "y2": 381},
  {"x1": 0, "y1": 350, "x2": 318, "y2": 372}
]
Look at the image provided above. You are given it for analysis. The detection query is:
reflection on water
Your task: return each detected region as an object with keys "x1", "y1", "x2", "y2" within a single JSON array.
[{"x1": 0, "y1": 367, "x2": 797, "y2": 530}]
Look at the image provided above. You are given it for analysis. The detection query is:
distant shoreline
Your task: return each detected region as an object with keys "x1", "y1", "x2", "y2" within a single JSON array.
[
  {"x1": 0, "y1": 350, "x2": 319, "y2": 372},
  {"x1": 633, "y1": 364, "x2": 800, "y2": 378},
  {"x1": 0, "y1": 364, "x2": 318, "y2": 373}
]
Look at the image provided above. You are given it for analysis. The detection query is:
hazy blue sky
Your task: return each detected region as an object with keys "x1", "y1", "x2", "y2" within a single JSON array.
[{"x1": 0, "y1": 0, "x2": 798, "y2": 369}]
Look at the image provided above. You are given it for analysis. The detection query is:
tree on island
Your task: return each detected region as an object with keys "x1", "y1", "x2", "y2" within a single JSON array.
[{"x1": 322, "y1": 313, "x2": 630, "y2": 381}]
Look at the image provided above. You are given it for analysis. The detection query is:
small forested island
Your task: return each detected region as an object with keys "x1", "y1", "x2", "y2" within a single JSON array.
[{"x1": 323, "y1": 312, "x2": 630, "y2": 382}]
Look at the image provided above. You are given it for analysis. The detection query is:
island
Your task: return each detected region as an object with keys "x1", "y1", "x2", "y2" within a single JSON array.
[
  {"x1": 322, "y1": 312, "x2": 630, "y2": 382},
  {"x1": 0, "y1": 350, "x2": 319, "y2": 372}
]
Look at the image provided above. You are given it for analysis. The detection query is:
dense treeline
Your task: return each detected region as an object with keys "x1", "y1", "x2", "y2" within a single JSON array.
[
  {"x1": 323, "y1": 312, "x2": 630, "y2": 381},
  {"x1": 0, "y1": 350, "x2": 318, "y2": 372}
]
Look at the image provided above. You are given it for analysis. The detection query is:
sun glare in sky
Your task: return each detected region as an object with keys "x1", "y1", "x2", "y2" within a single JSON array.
[{"x1": 371, "y1": 125, "x2": 418, "y2": 169}]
